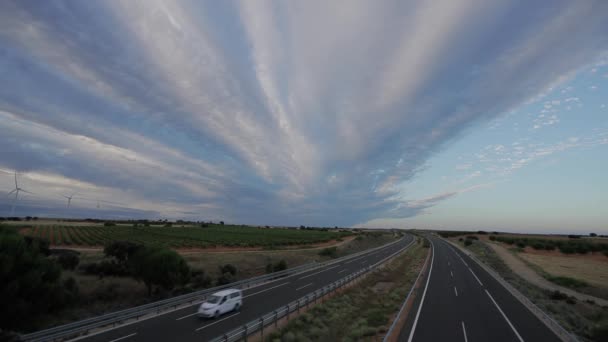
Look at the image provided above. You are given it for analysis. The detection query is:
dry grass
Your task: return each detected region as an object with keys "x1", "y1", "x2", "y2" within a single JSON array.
[{"x1": 518, "y1": 252, "x2": 608, "y2": 289}]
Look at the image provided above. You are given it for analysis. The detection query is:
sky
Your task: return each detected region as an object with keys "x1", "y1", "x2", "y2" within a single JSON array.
[{"x1": 0, "y1": 1, "x2": 607, "y2": 234}]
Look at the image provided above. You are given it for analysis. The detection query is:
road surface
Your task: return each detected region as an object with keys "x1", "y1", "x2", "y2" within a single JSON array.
[
  {"x1": 80, "y1": 235, "x2": 414, "y2": 342},
  {"x1": 399, "y1": 235, "x2": 561, "y2": 342}
]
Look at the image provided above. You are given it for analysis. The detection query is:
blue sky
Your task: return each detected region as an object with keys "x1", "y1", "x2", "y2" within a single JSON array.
[{"x1": 0, "y1": 1, "x2": 607, "y2": 233}]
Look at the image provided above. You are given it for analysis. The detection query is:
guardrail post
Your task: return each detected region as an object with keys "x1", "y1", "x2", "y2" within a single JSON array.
[
  {"x1": 243, "y1": 324, "x2": 248, "y2": 342},
  {"x1": 287, "y1": 304, "x2": 290, "y2": 320},
  {"x1": 297, "y1": 299, "x2": 300, "y2": 313},
  {"x1": 260, "y1": 317, "x2": 264, "y2": 340},
  {"x1": 274, "y1": 310, "x2": 278, "y2": 328}
]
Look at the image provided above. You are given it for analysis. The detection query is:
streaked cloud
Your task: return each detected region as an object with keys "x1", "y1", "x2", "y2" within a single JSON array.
[{"x1": 1, "y1": 0, "x2": 607, "y2": 225}]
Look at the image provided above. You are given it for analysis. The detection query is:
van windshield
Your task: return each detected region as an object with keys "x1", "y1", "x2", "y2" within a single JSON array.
[{"x1": 206, "y1": 295, "x2": 221, "y2": 304}]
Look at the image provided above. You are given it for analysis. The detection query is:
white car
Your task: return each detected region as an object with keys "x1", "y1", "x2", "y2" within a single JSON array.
[{"x1": 198, "y1": 289, "x2": 242, "y2": 318}]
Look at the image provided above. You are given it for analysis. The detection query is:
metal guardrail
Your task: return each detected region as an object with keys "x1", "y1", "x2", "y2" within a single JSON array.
[
  {"x1": 21, "y1": 238, "x2": 403, "y2": 342},
  {"x1": 383, "y1": 238, "x2": 430, "y2": 341},
  {"x1": 209, "y1": 238, "x2": 415, "y2": 342},
  {"x1": 445, "y1": 240, "x2": 579, "y2": 342}
]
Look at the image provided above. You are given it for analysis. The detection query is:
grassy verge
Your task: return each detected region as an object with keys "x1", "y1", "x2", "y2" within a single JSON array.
[
  {"x1": 31, "y1": 233, "x2": 397, "y2": 332},
  {"x1": 458, "y1": 239, "x2": 608, "y2": 342},
  {"x1": 266, "y1": 238, "x2": 427, "y2": 342}
]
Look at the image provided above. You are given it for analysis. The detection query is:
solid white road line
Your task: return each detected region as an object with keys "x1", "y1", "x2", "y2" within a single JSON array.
[
  {"x1": 338, "y1": 269, "x2": 347, "y2": 274},
  {"x1": 467, "y1": 267, "x2": 484, "y2": 286},
  {"x1": 462, "y1": 321, "x2": 468, "y2": 342},
  {"x1": 176, "y1": 312, "x2": 199, "y2": 320},
  {"x1": 296, "y1": 283, "x2": 313, "y2": 291},
  {"x1": 244, "y1": 282, "x2": 290, "y2": 299},
  {"x1": 454, "y1": 286, "x2": 458, "y2": 297},
  {"x1": 195, "y1": 312, "x2": 240, "y2": 331},
  {"x1": 407, "y1": 240, "x2": 435, "y2": 342},
  {"x1": 298, "y1": 265, "x2": 341, "y2": 280},
  {"x1": 451, "y1": 271, "x2": 454, "y2": 278},
  {"x1": 109, "y1": 333, "x2": 137, "y2": 342},
  {"x1": 485, "y1": 290, "x2": 524, "y2": 342}
]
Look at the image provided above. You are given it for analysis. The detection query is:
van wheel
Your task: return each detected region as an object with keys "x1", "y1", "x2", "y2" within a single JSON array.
[
  {"x1": 214, "y1": 310, "x2": 220, "y2": 319},
  {"x1": 234, "y1": 303, "x2": 240, "y2": 312}
]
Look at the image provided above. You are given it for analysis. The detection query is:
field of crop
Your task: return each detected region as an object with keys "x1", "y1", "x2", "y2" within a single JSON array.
[{"x1": 20, "y1": 225, "x2": 352, "y2": 248}]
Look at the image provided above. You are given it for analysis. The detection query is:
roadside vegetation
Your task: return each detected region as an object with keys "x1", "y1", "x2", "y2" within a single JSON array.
[
  {"x1": 4, "y1": 225, "x2": 395, "y2": 334},
  {"x1": 267, "y1": 238, "x2": 427, "y2": 342},
  {"x1": 18, "y1": 224, "x2": 352, "y2": 248},
  {"x1": 490, "y1": 235, "x2": 608, "y2": 255},
  {"x1": 457, "y1": 238, "x2": 608, "y2": 342}
]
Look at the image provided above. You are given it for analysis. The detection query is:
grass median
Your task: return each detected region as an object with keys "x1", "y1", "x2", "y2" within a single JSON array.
[{"x1": 266, "y1": 238, "x2": 427, "y2": 342}]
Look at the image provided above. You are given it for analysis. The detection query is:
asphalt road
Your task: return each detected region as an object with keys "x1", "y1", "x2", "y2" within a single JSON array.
[
  {"x1": 399, "y1": 235, "x2": 561, "y2": 342},
  {"x1": 80, "y1": 235, "x2": 414, "y2": 342}
]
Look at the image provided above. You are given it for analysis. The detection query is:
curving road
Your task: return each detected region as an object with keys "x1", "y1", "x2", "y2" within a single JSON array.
[
  {"x1": 80, "y1": 235, "x2": 414, "y2": 342},
  {"x1": 399, "y1": 235, "x2": 561, "y2": 342}
]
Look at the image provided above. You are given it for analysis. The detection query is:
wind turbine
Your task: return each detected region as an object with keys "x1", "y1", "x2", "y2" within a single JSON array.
[
  {"x1": 63, "y1": 193, "x2": 77, "y2": 208},
  {"x1": 7, "y1": 172, "x2": 33, "y2": 216}
]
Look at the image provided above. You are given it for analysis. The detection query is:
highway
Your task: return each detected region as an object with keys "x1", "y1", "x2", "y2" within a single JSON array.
[
  {"x1": 399, "y1": 235, "x2": 561, "y2": 342},
  {"x1": 80, "y1": 235, "x2": 414, "y2": 342}
]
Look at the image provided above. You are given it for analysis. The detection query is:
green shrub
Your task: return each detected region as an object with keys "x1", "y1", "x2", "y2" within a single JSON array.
[
  {"x1": 464, "y1": 239, "x2": 473, "y2": 246},
  {"x1": 592, "y1": 322, "x2": 608, "y2": 341},
  {"x1": 130, "y1": 246, "x2": 191, "y2": 295},
  {"x1": 489, "y1": 235, "x2": 497, "y2": 241},
  {"x1": 546, "y1": 275, "x2": 588, "y2": 289},
  {"x1": 219, "y1": 264, "x2": 237, "y2": 276},
  {"x1": 57, "y1": 253, "x2": 80, "y2": 270},
  {"x1": 319, "y1": 247, "x2": 338, "y2": 258}
]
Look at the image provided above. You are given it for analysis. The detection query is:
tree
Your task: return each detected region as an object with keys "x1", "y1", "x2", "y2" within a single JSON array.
[
  {"x1": 104, "y1": 241, "x2": 142, "y2": 264},
  {"x1": 220, "y1": 221, "x2": 225, "y2": 225},
  {"x1": 0, "y1": 229, "x2": 77, "y2": 331},
  {"x1": 129, "y1": 246, "x2": 190, "y2": 296},
  {"x1": 590, "y1": 233, "x2": 597, "y2": 237},
  {"x1": 57, "y1": 253, "x2": 80, "y2": 270}
]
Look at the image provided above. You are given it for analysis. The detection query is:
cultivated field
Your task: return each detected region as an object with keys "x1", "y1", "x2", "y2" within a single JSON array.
[
  {"x1": 19, "y1": 225, "x2": 352, "y2": 248},
  {"x1": 518, "y1": 252, "x2": 608, "y2": 289}
]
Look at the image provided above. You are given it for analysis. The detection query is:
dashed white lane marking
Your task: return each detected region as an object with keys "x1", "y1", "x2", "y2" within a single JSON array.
[
  {"x1": 338, "y1": 269, "x2": 347, "y2": 274},
  {"x1": 296, "y1": 283, "x2": 313, "y2": 291},
  {"x1": 176, "y1": 312, "x2": 199, "y2": 320},
  {"x1": 299, "y1": 265, "x2": 341, "y2": 280},
  {"x1": 462, "y1": 321, "x2": 468, "y2": 342},
  {"x1": 451, "y1": 271, "x2": 454, "y2": 278},
  {"x1": 109, "y1": 333, "x2": 137, "y2": 342},
  {"x1": 244, "y1": 282, "x2": 290, "y2": 298},
  {"x1": 195, "y1": 312, "x2": 240, "y2": 331},
  {"x1": 485, "y1": 289, "x2": 524, "y2": 342},
  {"x1": 454, "y1": 286, "x2": 458, "y2": 297}
]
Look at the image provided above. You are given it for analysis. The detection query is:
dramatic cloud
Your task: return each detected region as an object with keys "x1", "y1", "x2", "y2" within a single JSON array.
[{"x1": 1, "y1": 0, "x2": 607, "y2": 225}]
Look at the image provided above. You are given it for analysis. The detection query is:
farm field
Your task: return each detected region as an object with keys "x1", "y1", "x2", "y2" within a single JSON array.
[
  {"x1": 19, "y1": 225, "x2": 352, "y2": 248},
  {"x1": 518, "y1": 251, "x2": 608, "y2": 291}
]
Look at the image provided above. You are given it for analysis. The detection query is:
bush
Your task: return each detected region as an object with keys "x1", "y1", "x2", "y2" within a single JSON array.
[
  {"x1": 464, "y1": 239, "x2": 473, "y2": 246},
  {"x1": 219, "y1": 264, "x2": 237, "y2": 276},
  {"x1": 130, "y1": 246, "x2": 191, "y2": 295},
  {"x1": 0, "y1": 229, "x2": 77, "y2": 331},
  {"x1": 592, "y1": 323, "x2": 608, "y2": 341},
  {"x1": 546, "y1": 276, "x2": 588, "y2": 289},
  {"x1": 103, "y1": 222, "x2": 116, "y2": 227},
  {"x1": 422, "y1": 239, "x2": 430, "y2": 248},
  {"x1": 489, "y1": 235, "x2": 497, "y2": 241},
  {"x1": 217, "y1": 272, "x2": 235, "y2": 285},
  {"x1": 104, "y1": 241, "x2": 142, "y2": 264},
  {"x1": 266, "y1": 260, "x2": 288, "y2": 273},
  {"x1": 191, "y1": 270, "x2": 213, "y2": 289},
  {"x1": 319, "y1": 247, "x2": 338, "y2": 258},
  {"x1": 57, "y1": 253, "x2": 80, "y2": 270},
  {"x1": 549, "y1": 290, "x2": 569, "y2": 301},
  {"x1": 466, "y1": 235, "x2": 479, "y2": 240}
]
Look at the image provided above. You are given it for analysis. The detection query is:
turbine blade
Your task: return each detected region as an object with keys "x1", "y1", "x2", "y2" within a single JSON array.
[
  {"x1": 8, "y1": 189, "x2": 16, "y2": 196},
  {"x1": 20, "y1": 189, "x2": 34, "y2": 195},
  {"x1": 14, "y1": 172, "x2": 18, "y2": 188}
]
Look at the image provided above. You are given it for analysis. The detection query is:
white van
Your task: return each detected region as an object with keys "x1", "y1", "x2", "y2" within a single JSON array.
[{"x1": 198, "y1": 289, "x2": 242, "y2": 318}]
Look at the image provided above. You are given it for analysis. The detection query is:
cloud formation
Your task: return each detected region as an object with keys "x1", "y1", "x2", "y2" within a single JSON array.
[{"x1": 1, "y1": 0, "x2": 607, "y2": 225}]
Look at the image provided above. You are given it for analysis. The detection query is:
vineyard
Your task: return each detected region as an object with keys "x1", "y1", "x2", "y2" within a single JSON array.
[{"x1": 20, "y1": 225, "x2": 352, "y2": 248}]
